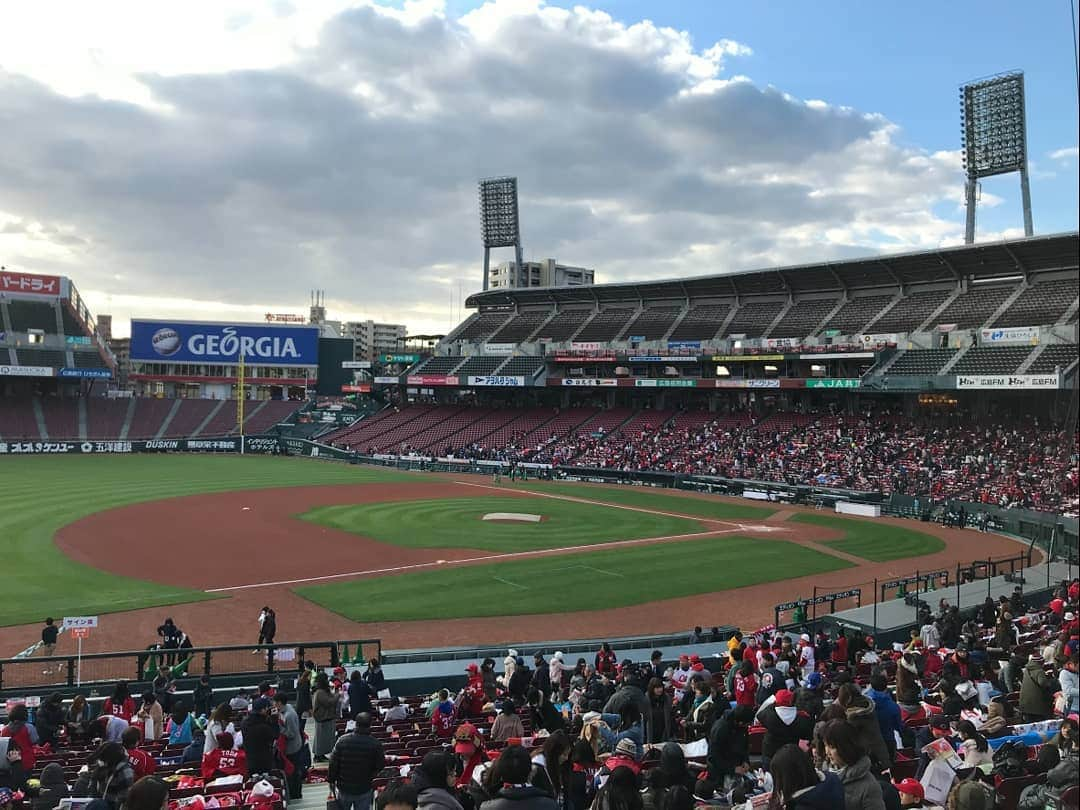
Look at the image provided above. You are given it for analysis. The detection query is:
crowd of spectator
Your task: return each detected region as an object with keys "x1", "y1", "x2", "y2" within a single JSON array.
[
  {"x1": 449, "y1": 409, "x2": 1078, "y2": 515},
  {"x1": 3, "y1": 579, "x2": 1078, "y2": 810}
]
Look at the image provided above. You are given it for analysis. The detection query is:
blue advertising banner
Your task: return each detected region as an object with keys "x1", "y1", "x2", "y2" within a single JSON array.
[
  {"x1": 666, "y1": 340, "x2": 701, "y2": 350},
  {"x1": 58, "y1": 367, "x2": 112, "y2": 379},
  {"x1": 130, "y1": 321, "x2": 319, "y2": 365}
]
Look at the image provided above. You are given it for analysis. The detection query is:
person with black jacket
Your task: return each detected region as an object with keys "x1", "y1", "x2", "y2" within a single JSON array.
[
  {"x1": 34, "y1": 693, "x2": 65, "y2": 749},
  {"x1": 706, "y1": 705, "x2": 754, "y2": 790},
  {"x1": 363, "y1": 658, "x2": 386, "y2": 694},
  {"x1": 480, "y1": 745, "x2": 558, "y2": 810},
  {"x1": 531, "y1": 654, "x2": 552, "y2": 699},
  {"x1": 349, "y1": 670, "x2": 374, "y2": 719},
  {"x1": 527, "y1": 689, "x2": 565, "y2": 733},
  {"x1": 329, "y1": 713, "x2": 386, "y2": 810},
  {"x1": 240, "y1": 698, "x2": 279, "y2": 776},
  {"x1": 756, "y1": 690, "x2": 813, "y2": 768},
  {"x1": 156, "y1": 618, "x2": 181, "y2": 666},
  {"x1": 509, "y1": 658, "x2": 532, "y2": 705}
]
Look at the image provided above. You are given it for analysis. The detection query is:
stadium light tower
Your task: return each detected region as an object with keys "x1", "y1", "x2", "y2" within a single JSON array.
[
  {"x1": 478, "y1": 176, "x2": 524, "y2": 291},
  {"x1": 960, "y1": 71, "x2": 1034, "y2": 244}
]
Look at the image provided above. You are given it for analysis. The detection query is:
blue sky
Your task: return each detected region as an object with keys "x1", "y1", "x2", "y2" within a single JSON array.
[{"x1": 454, "y1": 0, "x2": 1080, "y2": 237}]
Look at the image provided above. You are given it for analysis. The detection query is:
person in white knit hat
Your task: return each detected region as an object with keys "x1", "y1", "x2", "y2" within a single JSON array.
[
  {"x1": 499, "y1": 649, "x2": 519, "y2": 686},
  {"x1": 549, "y1": 651, "x2": 572, "y2": 692}
]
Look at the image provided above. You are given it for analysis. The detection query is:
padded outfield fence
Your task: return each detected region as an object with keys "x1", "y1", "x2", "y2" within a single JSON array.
[{"x1": 0, "y1": 639, "x2": 381, "y2": 693}]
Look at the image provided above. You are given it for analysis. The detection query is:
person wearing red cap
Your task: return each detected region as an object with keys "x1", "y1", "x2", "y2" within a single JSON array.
[
  {"x1": 893, "y1": 777, "x2": 940, "y2": 808},
  {"x1": 755, "y1": 689, "x2": 813, "y2": 768},
  {"x1": 452, "y1": 722, "x2": 488, "y2": 788},
  {"x1": 462, "y1": 664, "x2": 486, "y2": 717}
]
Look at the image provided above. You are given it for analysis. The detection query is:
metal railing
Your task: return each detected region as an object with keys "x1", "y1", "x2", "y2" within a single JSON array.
[{"x1": 0, "y1": 639, "x2": 381, "y2": 693}]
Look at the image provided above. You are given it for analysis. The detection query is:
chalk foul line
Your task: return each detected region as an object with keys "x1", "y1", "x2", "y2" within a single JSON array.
[{"x1": 207, "y1": 526, "x2": 751, "y2": 592}]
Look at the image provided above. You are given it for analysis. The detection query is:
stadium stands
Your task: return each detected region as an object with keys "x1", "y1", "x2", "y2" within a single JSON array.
[
  {"x1": 413, "y1": 356, "x2": 464, "y2": 374},
  {"x1": 498, "y1": 356, "x2": 545, "y2": 377},
  {"x1": 39, "y1": 398, "x2": 79, "y2": 439},
  {"x1": 574, "y1": 308, "x2": 636, "y2": 342},
  {"x1": 820, "y1": 294, "x2": 895, "y2": 334},
  {"x1": 768, "y1": 297, "x2": 839, "y2": 338},
  {"x1": 12, "y1": 348, "x2": 66, "y2": 367},
  {"x1": 992, "y1": 277, "x2": 1080, "y2": 327},
  {"x1": 534, "y1": 308, "x2": 592, "y2": 341},
  {"x1": 85, "y1": 397, "x2": 131, "y2": 440},
  {"x1": 931, "y1": 283, "x2": 1016, "y2": 329},
  {"x1": 667, "y1": 304, "x2": 731, "y2": 341},
  {"x1": 951, "y1": 346, "x2": 1035, "y2": 376},
  {"x1": 455, "y1": 355, "x2": 505, "y2": 377},
  {"x1": 621, "y1": 307, "x2": 683, "y2": 341},
  {"x1": 1029, "y1": 344, "x2": 1079, "y2": 374},
  {"x1": 454, "y1": 311, "x2": 511, "y2": 341},
  {"x1": 866, "y1": 288, "x2": 951, "y2": 333},
  {"x1": 490, "y1": 310, "x2": 551, "y2": 343},
  {"x1": 723, "y1": 300, "x2": 785, "y2": 338},
  {"x1": 6, "y1": 300, "x2": 56, "y2": 331},
  {"x1": 0, "y1": 398, "x2": 42, "y2": 440},
  {"x1": 127, "y1": 398, "x2": 178, "y2": 440},
  {"x1": 886, "y1": 348, "x2": 957, "y2": 376}
]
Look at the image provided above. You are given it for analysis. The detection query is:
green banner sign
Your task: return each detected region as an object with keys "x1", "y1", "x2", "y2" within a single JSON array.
[
  {"x1": 381, "y1": 353, "x2": 420, "y2": 364},
  {"x1": 806, "y1": 378, "x2": 861, "y2": 389}
]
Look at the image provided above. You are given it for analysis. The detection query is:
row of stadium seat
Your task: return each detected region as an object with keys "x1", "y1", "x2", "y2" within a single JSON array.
[
  {"x1": 446, "y1": 276, "x2": 1079, "y2": 344},
  {"x1": 0, "y1": 398, "x2": 300, "y2": 441}
]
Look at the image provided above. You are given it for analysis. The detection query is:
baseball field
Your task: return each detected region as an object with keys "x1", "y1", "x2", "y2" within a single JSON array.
[{"x1": 0, "y1": 453, "x2": 1018, "y2": 656}]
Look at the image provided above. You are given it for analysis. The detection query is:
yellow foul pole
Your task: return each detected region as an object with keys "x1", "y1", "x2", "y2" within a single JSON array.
[{"x1": 236, "y1": 353, "x2": 245, "y2": 454}]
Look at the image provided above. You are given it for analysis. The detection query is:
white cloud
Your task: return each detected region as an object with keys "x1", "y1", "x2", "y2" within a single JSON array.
[
  {"x1": 1049, "y1": 145, "x2": 1079, "y2": 162},
  {"x1": 0, "y1": 0, "x2": 978, "y2": 337}
]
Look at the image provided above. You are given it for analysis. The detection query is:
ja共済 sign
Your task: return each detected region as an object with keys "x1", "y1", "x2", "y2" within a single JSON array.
[
  {"x1": 806, "y1": 378, "x2": 861, "y2": 389},
  {"x1": 130, "y1": 320, "x2": 319, "y2": 365}
]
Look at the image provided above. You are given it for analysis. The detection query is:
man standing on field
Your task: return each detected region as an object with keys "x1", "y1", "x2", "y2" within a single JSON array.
[{"x1": 41, "y1": 618, "x2": 59, "y2": 656}]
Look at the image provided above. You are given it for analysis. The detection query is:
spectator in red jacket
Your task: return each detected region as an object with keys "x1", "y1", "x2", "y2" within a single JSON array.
[
  {"x1": 202, "y1": 733, "x2": 247, "y2": 779},
  {"x1": 733, "y1": 660, "x2": 758, "y2": 708},
  {"x1": 103, "y1": 682, "x2": 137, "y2": 723},
  {"x1": 595, "y1": 643, "x2": 617, "y2": 677},
  {"x1": 1, "y1": 705, "x2": 35, "y2": 771},
  {"x1": 122, "y1": 727, "x2": 156, "y2": 780}
]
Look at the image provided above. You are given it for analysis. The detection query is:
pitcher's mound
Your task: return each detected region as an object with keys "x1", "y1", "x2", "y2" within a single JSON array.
[{"x1": 482, "y1": 512, "x2": 546, "y2": 523}]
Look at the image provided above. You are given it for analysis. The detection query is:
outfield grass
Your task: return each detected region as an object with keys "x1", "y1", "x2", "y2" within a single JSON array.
[
  {"x1": 300, "y1": 496, "x2": 705, "y2": 552},
  {"x1": 790, "y1": 513, "x2": 945, "y2": 561},
  {"x1": 509, "y1": 481, "x2": 776, "y2": 520},
  {"x1": 0, "y1": 455, "x2": 415, "y2": 627},
  {"x1": 294, "y1": 535, "x2": 854, "y2": 622}
]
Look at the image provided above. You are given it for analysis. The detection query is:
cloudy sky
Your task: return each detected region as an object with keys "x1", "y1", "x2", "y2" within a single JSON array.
[{"x1": 1, "y1": 0, "x2": 1077, "y2": 338}]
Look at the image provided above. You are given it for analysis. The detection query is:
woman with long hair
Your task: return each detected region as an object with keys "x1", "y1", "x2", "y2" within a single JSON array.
[
  {"x1": 568, "y1": 739, "x2": 598, "y2": 810},
  {"x1": 136, "y1": 693, "x2": 164, "y2": 742},
  {"x1": 412, "y1": 751, "x2": 464, "y2": 810},
  {"x1": 766, "y1": 744, "x2": 843, "y2": 810},
  {"x1": 955, "y1": 720, "x2": 992, "y2": 768},
  {"x1": 593, "y1": 766, "x2": 642, "y2": 810},
  {"x1": 646, "y1": 678, "x2": 673, "y2": 743},
  {"x1": 531, "y1": 729, "x2": 572, "y2": 807},
  {"x1": 204, "y1": 703, "x2": 233, "y2": 755},
  {"x1": 103, "y1": 681, "x2": 136, "y2": 723},
  {"x1": 295, "y1": 661, "x2": 314, "y2": 719},
  {"x1": 312, "y1": 671, "x2": 338, "y2": 760},
  {"x1": 821, "y1": 720, "x2": 885, "y2": 810},
  {"x1": 66, "y1": 694, "x2": 92, "y2": 741}
]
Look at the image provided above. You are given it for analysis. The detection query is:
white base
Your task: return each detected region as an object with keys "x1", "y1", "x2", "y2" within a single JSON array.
[{"x1": 482, "y1": 512, "x2": 543, "y2": 523}]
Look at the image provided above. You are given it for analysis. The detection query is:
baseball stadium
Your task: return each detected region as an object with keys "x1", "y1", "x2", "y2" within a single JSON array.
[{"x1": 1, "y1": 32, "x2": 1079, "y2": 810}]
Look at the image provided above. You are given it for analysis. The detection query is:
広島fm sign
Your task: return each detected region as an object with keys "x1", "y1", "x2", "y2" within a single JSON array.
[{"x1": 130, "y1": 321, "x2": 319, "y2": 365}]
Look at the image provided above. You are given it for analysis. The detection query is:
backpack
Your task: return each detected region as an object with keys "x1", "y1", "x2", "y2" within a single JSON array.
[{"x1": 991, "y1": 740, "x2": 1028, "y2": 778}]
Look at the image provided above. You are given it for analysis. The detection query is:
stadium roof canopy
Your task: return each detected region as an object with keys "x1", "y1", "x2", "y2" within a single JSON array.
[{"x1": 466, "y1": 231, "x2": 1078, "y2": 308}]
